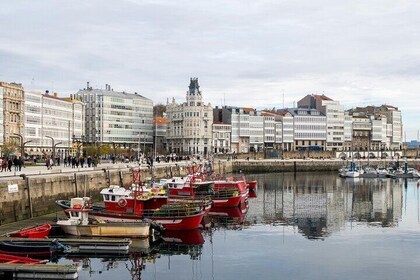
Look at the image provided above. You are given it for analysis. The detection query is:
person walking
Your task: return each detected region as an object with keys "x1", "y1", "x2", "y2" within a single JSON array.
[
  {"x1": 46, "y1": 158, "x2": 50, "y2": 170},
  {"x1": 87, "y1": 156, "x2": 92, "y2": 168},
  {"x1": 7, "y1": 158, "x2": 13, "y2": 172},
  {"x1": 13, "y1": 157, "x2": 19, "y2": 172},
  {"x1": 2, "y1": 158, "x2": 7, "y2": 172}
]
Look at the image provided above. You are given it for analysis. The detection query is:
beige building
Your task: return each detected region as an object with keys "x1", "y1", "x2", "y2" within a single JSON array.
[
  {"x1": 166, "y1": 78, "x2": 213, "y2": 156},
  {"x1": 0, "y1": 81, "x2": 25, "y2": 154}
]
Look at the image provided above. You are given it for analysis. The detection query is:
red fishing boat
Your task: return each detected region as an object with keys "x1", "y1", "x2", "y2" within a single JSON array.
[{"x1": 9, "y1": 224, "x2": 52, "y2": 239}]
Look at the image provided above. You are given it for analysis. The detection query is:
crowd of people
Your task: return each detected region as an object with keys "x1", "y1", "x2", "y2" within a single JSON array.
[{"x1": 0, "y1": 157, "x2": 24, "y2": 172}]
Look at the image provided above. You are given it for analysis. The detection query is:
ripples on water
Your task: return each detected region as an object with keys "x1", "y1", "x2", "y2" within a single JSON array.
[{"x1": 56, "y1": 173, "x2": 420, "y2": 280}]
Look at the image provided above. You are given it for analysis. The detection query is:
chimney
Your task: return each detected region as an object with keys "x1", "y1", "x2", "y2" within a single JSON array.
[
  {"x1": 53, "y1": 92, "x2": 58, "y2": 97},
  {"x1": 87, "y1": 81, "x2": 90, "y2": 89}
]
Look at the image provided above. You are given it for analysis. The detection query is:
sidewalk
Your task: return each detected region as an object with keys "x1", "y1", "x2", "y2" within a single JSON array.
[{"x1": 0, "y1": 160, "x2": 202, "y2": 179}]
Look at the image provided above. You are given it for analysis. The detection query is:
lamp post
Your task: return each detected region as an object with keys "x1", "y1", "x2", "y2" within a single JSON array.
[
  {"x1": 137, "y1": 134, "x2": 141, "y2": 162},
  {"x1": 45, "y1": 136, "x2": 61, "y2": 160},
  {"x1": 13, "y1": 133, "x2": 32, "y2": 158}
]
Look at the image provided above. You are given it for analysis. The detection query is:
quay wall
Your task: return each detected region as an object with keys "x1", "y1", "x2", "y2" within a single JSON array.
[
  {"x1": 0, "y1": 162, "x2": 232, "y2": 225},
  {"x1": 232, "y1": 159, "x2": 420, "y2": 173}
]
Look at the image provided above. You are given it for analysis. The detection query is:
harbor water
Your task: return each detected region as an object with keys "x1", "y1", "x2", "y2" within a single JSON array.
[{"x1": 47, "y1": 173, "x2": 420, "y2": 279}]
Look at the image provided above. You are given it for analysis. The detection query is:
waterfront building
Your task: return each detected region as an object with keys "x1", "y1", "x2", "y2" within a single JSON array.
[
  {"x1": 347, "y1": 105, "x2": 402, "y2": 151},
  {"x1": 75, "y1": 83, "x2": 153, "y2": 152},
  {"x1": 24, "y1": 91, "x2": 84, "y2": 158},
  {"x1": 351, "y1": 115, "x2": 371, "y2": 154},
  {"x1": 212, "y1": 121, "x2": 231, "y2": 154},
  {"x1": 153, "y1": 117, "x2": 167, "y2": 155},
  {"x1": 298, "y1": 94, "x2": 344, "y2": 151},
  {"x1": 262, "y1": 112, "x2": 276, "y2": 149},
  {"x1": 166, "y1": 78, "x2": 213, "y2": 156},
  {"x1": 248, "y1": 110, "x2": 264, "y2": 152},
  {"x1": 0, "y1": 81, "x2": 25, "y2": 152},
  {"x1": 288, "y1": 108, "x2": 327, "y2": 151},
  {"x1": 213, "y1": 106, "x2": 251, "y2": 153},
  {"x1": 275, "y1": 109, "x2": 294, "y2": 151}
]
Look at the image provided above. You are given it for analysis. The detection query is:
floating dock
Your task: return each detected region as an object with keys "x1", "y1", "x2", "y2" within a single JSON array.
[
  {"x1": 0, "y1": 263, "x2": 80, "y2": 279},
  {"x1": 0, "y1": 237, "x2": 132, "y2": 253}
]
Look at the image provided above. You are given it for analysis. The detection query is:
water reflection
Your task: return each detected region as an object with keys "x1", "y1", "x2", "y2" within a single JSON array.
[{"x1": 247, "y1": 173, "x2": 404, "y2": 239}]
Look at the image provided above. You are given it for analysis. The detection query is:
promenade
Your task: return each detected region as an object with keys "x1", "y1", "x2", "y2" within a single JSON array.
[{"x1": 0, "y1": 160, "x2": 197, "y2": 180}]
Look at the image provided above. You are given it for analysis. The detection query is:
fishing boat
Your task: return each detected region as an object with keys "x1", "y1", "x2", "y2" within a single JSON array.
[
  {"x1": 9, "y1": 224, "x2": 51, "y2": 239},
  {"x1": 57, "y1": 198, "x2": 151, "y2": 237},
  {"x1": 90, "y1": 203, "x2": 205, "y2": 231}
]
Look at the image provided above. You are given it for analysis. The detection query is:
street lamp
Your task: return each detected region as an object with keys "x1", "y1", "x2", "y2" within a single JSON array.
[
  {"x1": 13, "y1": 133, "x2": 32, "y2": 158},
  {"x1": 45, "y1": 136, "x2": 61, "y2": 160},
  {"x1": 137, "y1": 134, "x2": 141, "y2": 162}
]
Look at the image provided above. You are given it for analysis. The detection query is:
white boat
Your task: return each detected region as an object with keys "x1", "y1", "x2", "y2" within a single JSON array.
[
  {"x1": 344, "y1": 170, "x2": 360, "y2": 178},
  {"x1": 57, "y1": 197, "x2": 150, "y2": 238}
]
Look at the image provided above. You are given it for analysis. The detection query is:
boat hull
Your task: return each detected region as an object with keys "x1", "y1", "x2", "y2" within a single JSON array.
[
  {"x1": 90, "y1": 210, "x2": 204, "y2": 231},
  {"x1": 59, "y1": 222, "x2": 149, "y2": 238}
]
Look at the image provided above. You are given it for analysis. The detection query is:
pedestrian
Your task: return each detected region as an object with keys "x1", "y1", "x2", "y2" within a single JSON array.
[
  {"x1": 0, "y1": 158, "x2": 2, "y2": 172},
  {"x1": 71, "y1": 157, "x2": 76, "y2": 168},
  {"x1": 64, "y1": 157, "x2": 67, "y2": 167},
  {"x1": 80, "y1": 157, "x2": 85, "y2": 168},
  {"x1": 13, "y1": 157, "x2": 19, "y2": 172},
  {"x1": 2, "y1": 158, "x2": 7, "y2": 172},
  {"x1": 18, "y1": 157, "x2": 23, "y2": 171},
  {"x1": 87, "y1": 156, "x2": 92, "y2": 168},
  {"x1": 46, "y1": 158, "x2": 50, "y2": 170},
  {"x1": 7, "y1": 158, "x2": 13, "y2": 172},
  {"x1": 75, "y1": 158, "x2": 79, "y2": 168},
  {"x1": 49, "y1": 158, "x2": 54, "y2": 169}
]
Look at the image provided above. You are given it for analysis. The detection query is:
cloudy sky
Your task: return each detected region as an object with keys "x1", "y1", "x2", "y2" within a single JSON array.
[{"x1": 1, "y1": 0, "x2": 419, "y2": 139}]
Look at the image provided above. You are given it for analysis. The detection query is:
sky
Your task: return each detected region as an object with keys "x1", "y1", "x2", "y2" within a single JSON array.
[{"x1": 1, "y1": 0, "x2": 419, "y2": 140}]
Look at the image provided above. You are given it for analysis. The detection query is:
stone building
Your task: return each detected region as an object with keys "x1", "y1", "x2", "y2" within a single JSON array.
[
  {"x1": 166, "y1": 78, "x2": 213, "y2": 156},
  {"x1": 0, "y1": 81, "x2": 25, "y2": 153}
]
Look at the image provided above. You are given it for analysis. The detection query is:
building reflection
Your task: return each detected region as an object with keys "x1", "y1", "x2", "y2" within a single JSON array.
[{"x1": 247, "y1": 174, "x2": 403, "y2": 239}]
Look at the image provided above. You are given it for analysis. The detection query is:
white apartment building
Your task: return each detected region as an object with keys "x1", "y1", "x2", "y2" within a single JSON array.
[
  {"x1": 377, "y1": 105, "x2": 402, "y2": 149},
  {"x1": 262, "y1": 113, "x2": 276, "y2": 148},
  {"x1": 166, "y1": 78, "x2": 213, "y2": 156},
  {"x1": 214, "y1": 106, "x2": 251, "y2": 153},
  {"x1": 276, "y1": 110, "x2": 294, "y2": 151},
  {"x1": 298, "y1": 94, "x2": 344, "y2": 151},
  {"x1": 371, "y1": 115, "x2": 388, "y2": 150},
  {"x1": 288, "y1": 108, "x2": 327, "y2": 150},
  {"x1": 75, "y1": 83, "x2": 153, "y2": 150},
  {"x1": 212, "y1": 121, "x2": 231, "y2": 153},
  {"x1": 24, "y1": 90, "x2": 84, "y2": 157},
  {"x1": 249, "y1": 111, "x2": 264, "y2": 152},
  {"x1": 343, "y1": 111, "x2": 353, "y2": 151}
]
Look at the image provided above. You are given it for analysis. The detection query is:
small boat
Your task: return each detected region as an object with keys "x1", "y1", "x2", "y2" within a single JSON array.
[
  {"x1": 0, "y1": 240, "x2": 65, "y2": 257},
  {"x1": 9, "y1": 223, "x2": 52, "y2": 239},
  {"x1": 0, "y1": 253, "x2": 48, "y2": 264},
  {"x1": 57, "y1": 197, "x2": 150, "y2": 238}
]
